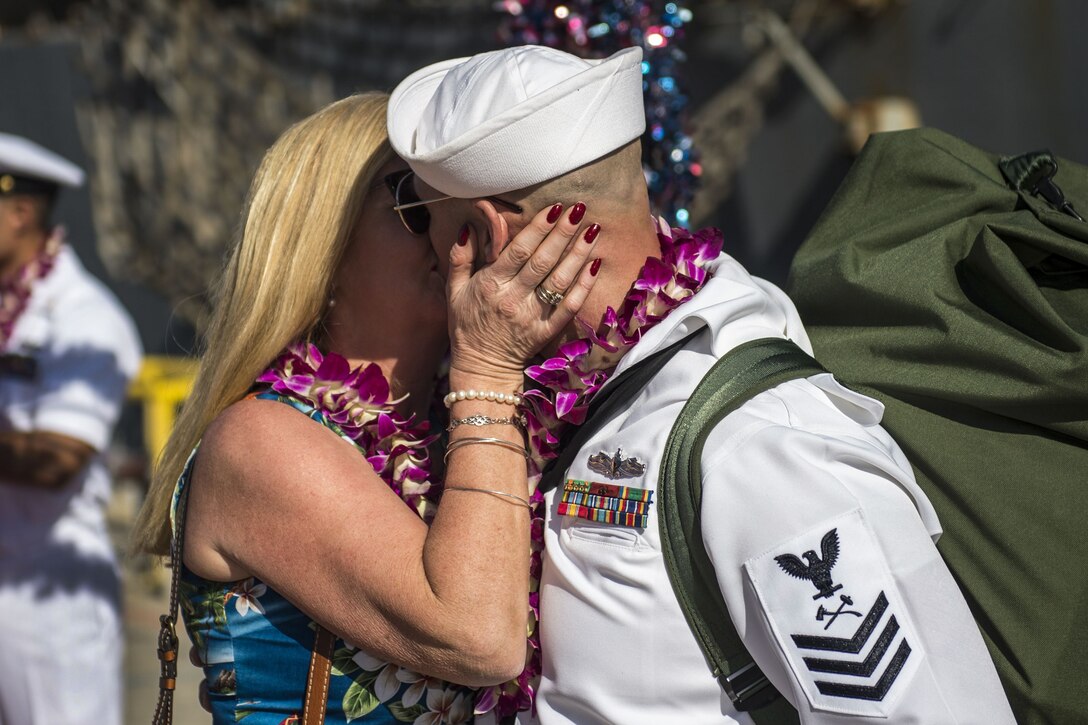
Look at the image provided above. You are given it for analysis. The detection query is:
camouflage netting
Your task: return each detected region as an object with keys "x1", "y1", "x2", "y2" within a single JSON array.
[
  {"x1": 8, "y1": 0, "x2": 871, "y2": 330},
  {"x1": 15, "y1": 0, "x2": 496, "y2": 329}
]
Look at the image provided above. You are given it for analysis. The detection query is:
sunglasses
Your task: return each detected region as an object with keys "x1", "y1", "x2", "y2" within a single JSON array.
[{"x1": 385, "y1": 169, "x2": 524, "y2": 235}]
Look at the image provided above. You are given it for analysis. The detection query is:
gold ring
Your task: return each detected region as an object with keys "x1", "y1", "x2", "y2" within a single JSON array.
[{"x1": 535, "y1": 285, "x2": 565, "y2": 306}]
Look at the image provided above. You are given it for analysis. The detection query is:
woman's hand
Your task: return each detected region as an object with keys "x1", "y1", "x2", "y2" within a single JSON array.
[{"x1": 446, "y1": 203, "x2": 601, "y2": 384}]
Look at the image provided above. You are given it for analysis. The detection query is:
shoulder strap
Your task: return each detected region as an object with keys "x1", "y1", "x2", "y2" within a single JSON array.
[
  {"x1": 152, "y1": 476, "x2": 186, "y2": 724},
  {"x1": 302, "y1": 625, "x2": 337, "y2": 725},
  {"x1": 658, "y1": 337, "x2": 826, "y2": 724}
]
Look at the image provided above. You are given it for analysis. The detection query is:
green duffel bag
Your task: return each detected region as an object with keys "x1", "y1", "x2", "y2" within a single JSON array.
[{"x1": 786, "y1": 127, "x2": 1088, "y2": 723}]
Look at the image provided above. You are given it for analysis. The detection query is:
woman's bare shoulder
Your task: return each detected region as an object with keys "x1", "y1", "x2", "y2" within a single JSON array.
[
  {"x1": 183, "y1": 395, "x2": 397, "y2": 576},
  {"x1": 196, "y1": 396, "x2": 361, "y2": 494}
]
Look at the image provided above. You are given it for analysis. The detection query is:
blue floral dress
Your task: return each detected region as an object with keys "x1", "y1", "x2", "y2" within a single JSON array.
[{"x1": 170, "y1": 393, "x2": 478, "y2": 724}]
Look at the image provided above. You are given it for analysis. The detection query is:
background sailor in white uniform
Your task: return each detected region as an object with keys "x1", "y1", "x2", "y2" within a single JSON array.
[{"x1": 0, "y1": 133, "x2": 142, "y2": 725}]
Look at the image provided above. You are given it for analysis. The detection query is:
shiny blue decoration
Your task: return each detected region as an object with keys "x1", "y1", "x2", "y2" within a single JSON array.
[{"x1": 499, "y1": 0, "x2": 700, "y2": 228}]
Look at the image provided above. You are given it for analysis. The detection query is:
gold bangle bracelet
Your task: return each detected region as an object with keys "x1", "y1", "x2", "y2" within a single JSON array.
[
  {"x1": 443, "y1": 486, "x2": 531, "y2": 510},
  {"x1": 444, "y1": 436, "x2": 529, "y2": 464}
]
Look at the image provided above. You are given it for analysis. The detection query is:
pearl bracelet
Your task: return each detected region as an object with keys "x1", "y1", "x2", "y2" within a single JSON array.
[{"x1": 443, "y1": 389, "x2": 523, "y2": 408}]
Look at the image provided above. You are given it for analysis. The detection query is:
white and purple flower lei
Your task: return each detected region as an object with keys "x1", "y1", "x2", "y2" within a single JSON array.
[
  {"x1": 254, "y1": 222, "x2": 723, "y2": 722},
  {"x1": 0, "y1": 228, "x2": 63, "y2": 352},
  {"x1": 256, "y1": 344, "x2": 441, "y2": 522},
  {"x1": 521, "y1": 222, "x2": 724, "y2": 466},
  {"x1": 475, "y1": 222, "x2": 724, "y2": 721}
]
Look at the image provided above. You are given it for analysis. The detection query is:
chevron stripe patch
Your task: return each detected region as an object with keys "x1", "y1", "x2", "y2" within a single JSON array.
[{"x1": 745, "y1": 509, "x2": 923, "y2": 717}]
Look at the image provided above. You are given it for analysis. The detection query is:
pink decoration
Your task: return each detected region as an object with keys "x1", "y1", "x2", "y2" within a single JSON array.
[
  {"x1": 257, "y1": 343, "x2": 440, "y2": 520},
  {"x1": 0, "y1": 228, "x2": 63, "y2": 352},
  {"x1": 259, "y1": 223, "x2": 723, "y2": 721},
  {"x1": 475, "y1": 223, "x2": 723, "y2": 720}
]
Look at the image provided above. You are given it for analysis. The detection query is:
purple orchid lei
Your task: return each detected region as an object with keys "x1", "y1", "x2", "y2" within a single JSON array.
[
  {"x1": 521, "y1": 222, "x2": 724, "y2": 462},
  {"x1": 0, "y1": 228, "x2": 63, "y2": 352},
  {"x1": 474, "y1": 222, "x2": 725, "y2": 721},
  {"x1": 256, "y1": 343, "x2": 441, "y2": 521},
  {"x1": 253, "y1": 223, "x2": 723, "y2": 723}
]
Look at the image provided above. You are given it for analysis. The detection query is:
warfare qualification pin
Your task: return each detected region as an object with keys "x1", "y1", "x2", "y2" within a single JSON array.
[{"x1": 587, "y1": 447, "x2": 645, "y2": 480}]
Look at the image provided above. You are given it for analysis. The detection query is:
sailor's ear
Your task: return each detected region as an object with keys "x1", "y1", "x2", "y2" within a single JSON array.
[{"x1": 472, "y1": 199, "x2": 510, "y2": 264}]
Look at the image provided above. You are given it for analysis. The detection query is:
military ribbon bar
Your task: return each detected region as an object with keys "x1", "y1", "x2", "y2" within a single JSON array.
[
  {"x1": 562, "y1": 478, "x2": 653, "y2": 503},
  {"x1": 559, "y1": 479, "x2": 653, "y2": 528}
]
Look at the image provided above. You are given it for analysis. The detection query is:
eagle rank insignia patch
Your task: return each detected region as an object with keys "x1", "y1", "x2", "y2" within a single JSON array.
[{"x1": 745, "y1": 510, "x2": 922, "y2": 717}]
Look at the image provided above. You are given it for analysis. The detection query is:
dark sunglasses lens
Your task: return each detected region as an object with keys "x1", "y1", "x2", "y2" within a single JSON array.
[
  {"x1": 403, "y1": 208, "x2": 430, "y2": 235},
  {"x1": 394, "y1": 172, "x2": 430, "y2": 235}
]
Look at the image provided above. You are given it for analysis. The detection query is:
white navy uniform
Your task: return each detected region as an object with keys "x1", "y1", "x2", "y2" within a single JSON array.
[
  {"x1": 0, "y1": 243, "x2": 142, "y2": 725},
  {"x1": 532, "y1": 252, "x2": 1014, "y2": 724}
]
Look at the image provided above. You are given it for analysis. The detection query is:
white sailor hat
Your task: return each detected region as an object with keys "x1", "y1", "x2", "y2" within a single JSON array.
[
  {"x1": 388, "y1": 45, "x2": 645, "y2": 198},
  {"x1": 0, "y1": 133, "x2": 85, "y2": 196}
]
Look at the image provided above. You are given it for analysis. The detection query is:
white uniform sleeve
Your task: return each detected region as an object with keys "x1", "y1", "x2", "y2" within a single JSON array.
[
  {"x1": 31, "y1": 298, "x2": 142, "y2": 451},
  {"x1": 699, "y1": 419, "x2": 1015, "y2": 724}
]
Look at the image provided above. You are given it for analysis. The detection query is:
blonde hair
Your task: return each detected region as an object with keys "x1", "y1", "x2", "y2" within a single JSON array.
[{"x1": 131, "y1": 92, "x2": 394, "y2": 555}]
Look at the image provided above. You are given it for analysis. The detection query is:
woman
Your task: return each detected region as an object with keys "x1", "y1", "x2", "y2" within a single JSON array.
[{"x1": 131, "y1": 92, "x2": 602, "y2": 723}]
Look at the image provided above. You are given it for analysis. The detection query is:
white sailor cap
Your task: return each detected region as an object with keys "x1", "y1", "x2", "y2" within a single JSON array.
[
  {"x1": 0, "y1": 133, "x2": 85, "y2": 196},
  {"x1": 388, "y1": 45, "x2": 645, "y2": 198}
]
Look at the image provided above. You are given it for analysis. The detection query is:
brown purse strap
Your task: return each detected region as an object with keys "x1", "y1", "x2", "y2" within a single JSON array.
[
  {"x1": 151, "y1": 470, "x2": 189, "y2": 725},
  {"x1": 153, "y1": 464, "x2": 334, "y2": 724},
  {"x1": 302, "y1": 624, "x2": 337, "y2": 725}
]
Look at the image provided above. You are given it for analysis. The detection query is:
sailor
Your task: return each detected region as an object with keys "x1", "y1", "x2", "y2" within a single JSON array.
[
  {"x1": 388, "y1": 45, "x2": 1015, "y2": 723},
  {"x1": 0, "y1": 133, "x2": 142, "y2": 725}
]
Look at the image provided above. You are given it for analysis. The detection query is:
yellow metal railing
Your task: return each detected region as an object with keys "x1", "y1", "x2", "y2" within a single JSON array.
[{"x1": 128, "y1": 355, "x2": 199, "y2": 463}]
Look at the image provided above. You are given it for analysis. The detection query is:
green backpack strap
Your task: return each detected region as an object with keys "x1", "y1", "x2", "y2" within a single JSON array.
[{"x1": 658, "y1": 337, "x2": 827, "y2": 724}]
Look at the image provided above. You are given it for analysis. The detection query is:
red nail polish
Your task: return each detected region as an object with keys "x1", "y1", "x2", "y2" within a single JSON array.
[
  {"x1": 546, "y1": 203, "x2": 564, "y2": 223},
  {"x1": 457, "y1": 224, "x2": 469, "y2": 246},
  {"x1": 568, "y1": 202, "x2": 587, "y2": 224},
  {"x1": 590, "y1": 257, "x2": 602, "y2": 276},
  {"x1": 584, "y1": 224, "x2": 601, "y2": 244}
]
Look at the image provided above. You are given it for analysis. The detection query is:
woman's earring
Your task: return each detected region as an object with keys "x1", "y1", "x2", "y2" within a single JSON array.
[{"x1": 327, "y1": 296, "x2": 337, "y2": 308}]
